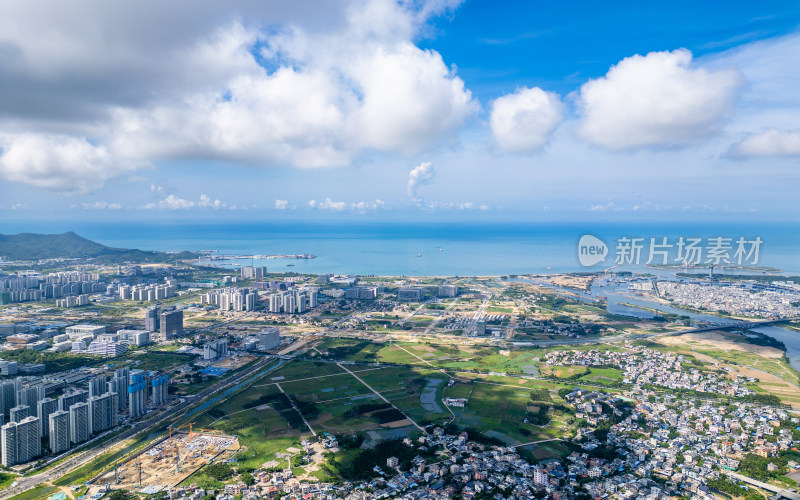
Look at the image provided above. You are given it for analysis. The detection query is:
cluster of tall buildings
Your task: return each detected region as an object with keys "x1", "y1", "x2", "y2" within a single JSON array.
[
  {"x1": 201, "y1": 287, "x2": 258, "y2": 312},
  {"x1": 267, "y1": 288, "x2": 318, "y2": 314},
  {"x1": 0, "y1": 276, "x2": 41, "y2": 304},
  {"x1": 240, "y1": 266, "x2": 267, "y2": 280},
  {"x1": 145, "y1": 306, "x2": 184, "y2": 340},
  {"x1": 41, "y1": 280, "x2": 106, "y2": 299},
  {"x1": 115, "y1": 282, "x2": 176, "y2": 301},
  {"x1": 1, "y1": 270, "x2": 107, "y2": 305},
  {"x1": 0, "y1": 367, "x2": 169, "y2": 466},
  {"x1": 55, "y1": 294, "x2": 91, "y2": 308}
]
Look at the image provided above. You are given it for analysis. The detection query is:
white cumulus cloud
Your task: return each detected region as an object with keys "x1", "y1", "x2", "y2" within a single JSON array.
[
  {"x1": 351, "y1": 199, "x2": 385, "y2": 213},
  {"x1": 308, "y1": 198, "x2": 347, "y2": 212},
  {"x1": 274, "y1": 199, "x2": 289, "y2": 210},
  {"x1": 0, "y1": 133, "x2": 141, "y2": 194},
  {"x1": 137, "y1": 194, "x2": 195, "y2": 210},
  {"x1": 729, "y1": 129, "x2": 800, "y2": 157},
  {"x1": 80, "y1": 201, "x2": 123, "y2": 210},
  {"x1": 577, "y1": 49, "x2": 742, "y2": 149},
  {"x1": 490, "y1": 87, "x2": 563, "y2": 152},
  {"x1": 0, "y1": 0, "x2": 477, "y2": 193},
  {"x1": 407, "y1": 161, "x2": 436, "y2": 202},
  {"x1": 198, "y1": 194, "x2": 226, "y2": 209}
]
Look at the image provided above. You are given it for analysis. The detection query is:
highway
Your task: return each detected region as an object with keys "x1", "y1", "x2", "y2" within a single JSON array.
[
  {"x1": 722, "y1": 470, "x2": 800, "y2": 500},
  {"x1": 0, "y1": 356, "x2": 274, "y2": 500}
]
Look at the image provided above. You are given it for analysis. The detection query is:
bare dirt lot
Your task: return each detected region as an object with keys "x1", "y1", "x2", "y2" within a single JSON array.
[{"x1": 95, "y1": 431, "x2": 239, "y2": 494}]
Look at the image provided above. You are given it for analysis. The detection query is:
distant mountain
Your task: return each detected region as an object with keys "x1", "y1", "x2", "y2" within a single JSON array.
[{"x1": 0, "y1": 231, "x2": 197, "y2": 263}]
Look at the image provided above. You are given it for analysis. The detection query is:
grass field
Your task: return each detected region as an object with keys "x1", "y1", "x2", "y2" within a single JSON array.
[
  {"x1": 181, "y1": 359, "x2": 457, "y2": 484},
  {"x1": 8, "y1": 485, "x2": 58, "y2": 500}
]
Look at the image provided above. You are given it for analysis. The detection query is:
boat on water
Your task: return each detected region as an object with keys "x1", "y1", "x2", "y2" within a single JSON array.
[{"x1": 416, "y1": 253, "x2": 423, "y2": 257}]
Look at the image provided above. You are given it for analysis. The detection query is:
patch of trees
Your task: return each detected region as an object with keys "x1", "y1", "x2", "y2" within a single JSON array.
[
  {"x1": 529, "y1": 388, "x2": 552, "y2": 402},
  {"x1": 327, "y1": 341, "x2": 373, "y2": 358},
  {"x1": 0, "y1": 350, "x2": 101, "y2": 374},
  {"x1": 205, "y1": 463, "x2": 234, "y2": 481},
  {"x1": 743, "y1": 330, "x2": 786, "y2": 351},
  {"x1": 343, "y1": 402, "x2": 392, "y2": 418},
  {"x1": 334, "y1": 438, "x2": 419, "y2": 480},
  {"x1": 290, "y1": 397, "x2": 319, "y2": 420},
  {"x1": 642, "y1": 385, "x2": 783, "y2": 406},
  {"x1": 526, "y1": 405, "x2": 550, "y2": 426},
  {"x1": 434, "y1": 345, "x2": 460, "y2": 355},
  {"x1": 371, "y1": 408, "x2": 406, "y2": 424},
  {"x1": 242, "y1": 392, "x2": 291, "y2": 410},
  {"x1": 443, "y1": 424, "x2": 505, "y2": 446},
  {"x1": 738, "y1": 452, "x2": 788, "y2": 481},
  {"x1": 207, "y1": 408, "x2": 226, "y2": 419},
  {"x1": 334, "y1": 433, "x2": 365, "y2": 450},
  {"x1": 105, "y1": 492, "x2": 137, "y2": 500},
  {"x1": 707, "y1": 477, "x2": 761, "y2": 499}
]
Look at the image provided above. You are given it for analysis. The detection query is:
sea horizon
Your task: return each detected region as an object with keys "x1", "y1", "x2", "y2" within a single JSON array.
[{"x1": 4, "y1": 220, "x2": 799, "y2": 276}]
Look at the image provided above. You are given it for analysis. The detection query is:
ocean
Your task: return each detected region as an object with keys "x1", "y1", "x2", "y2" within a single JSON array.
[{"x1": 5, "y1": 220, "x2": 800, "y2": 276}]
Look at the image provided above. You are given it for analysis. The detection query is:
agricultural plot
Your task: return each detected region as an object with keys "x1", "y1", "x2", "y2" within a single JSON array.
[{"x1": 453, "y1": 382, "x2": 540, "y2": 444}]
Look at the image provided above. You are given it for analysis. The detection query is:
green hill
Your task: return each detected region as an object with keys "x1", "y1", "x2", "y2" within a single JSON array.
[{"x1": 0, "y1": 231, "x2": 197, "y2": 263}]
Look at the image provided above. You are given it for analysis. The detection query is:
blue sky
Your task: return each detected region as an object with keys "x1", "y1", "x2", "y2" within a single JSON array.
[
  {"x1": 0, "y1": 0, "x2": 799, "y2": 223},
  {"x1": 422, "y1": 0, "x2": 800, "y2": 98}
]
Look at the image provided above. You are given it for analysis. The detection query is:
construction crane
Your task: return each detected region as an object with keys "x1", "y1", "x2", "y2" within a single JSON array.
[
  {"x1": 168, "y1": 422, "x2": 194, "y2": 440},
  {"x1": 175, "y1": 443, "x2": 183, "y2": 473},
  {"x1": 195, "y1": 428, "x2": 226, "y2": 455},
  {"x1": 133, "y1": 460, "x2": 143, "y2": 489}
]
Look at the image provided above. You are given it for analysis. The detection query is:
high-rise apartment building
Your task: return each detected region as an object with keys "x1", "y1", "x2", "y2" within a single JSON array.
[
  {"x1": 1, "y1": 416, "x2": 40, "y2": 466},
  {"x1": 36, "y1": 397, "x2": 57, "y2": 437},
  {"x1": 9, "y1": 405, "x2": 29, "y2": 423},
  {"x1": 48, "y1": 410, "x2": 70, "y2": 454},
  {"x1": 159, "y1": 308, "x2": 183, "y2": 339},
  {"x1": 88, "y1": 392, "x2": 117, "y2": 434},
  {"x1": 58, "y1": 390, "x2": 88, "y2": 412},
  {"x1": 69, "y1": 402, "x2": 90, "y2": 445},
  {"x1": 128, "y1": 370, "x2": 147, "y2": 419}
]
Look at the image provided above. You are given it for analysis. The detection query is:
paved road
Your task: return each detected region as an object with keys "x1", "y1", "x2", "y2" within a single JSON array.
[
  {"x1": 275, "y1": 382, "x2": 317, "y2": 436},
  {"x1": 0, "y1": 357, "x2": 273, "y2": 499},
  {"x1": 423, "y1": 298, "x2": 461, "y2": 335},
  {"x1": 722, "y1": 470, "x2": 800, "y2": 500},
  {"x1": 337, "y1": 362, "x2": 424, "y2": 431},
  {"x1": 512, "y1": 438, "x2": 563, "y2": 449}
]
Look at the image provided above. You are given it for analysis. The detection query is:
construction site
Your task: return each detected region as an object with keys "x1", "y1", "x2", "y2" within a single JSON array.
[{"x1": 93, "y1": 426, "x2": 239, "y2": 495}]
